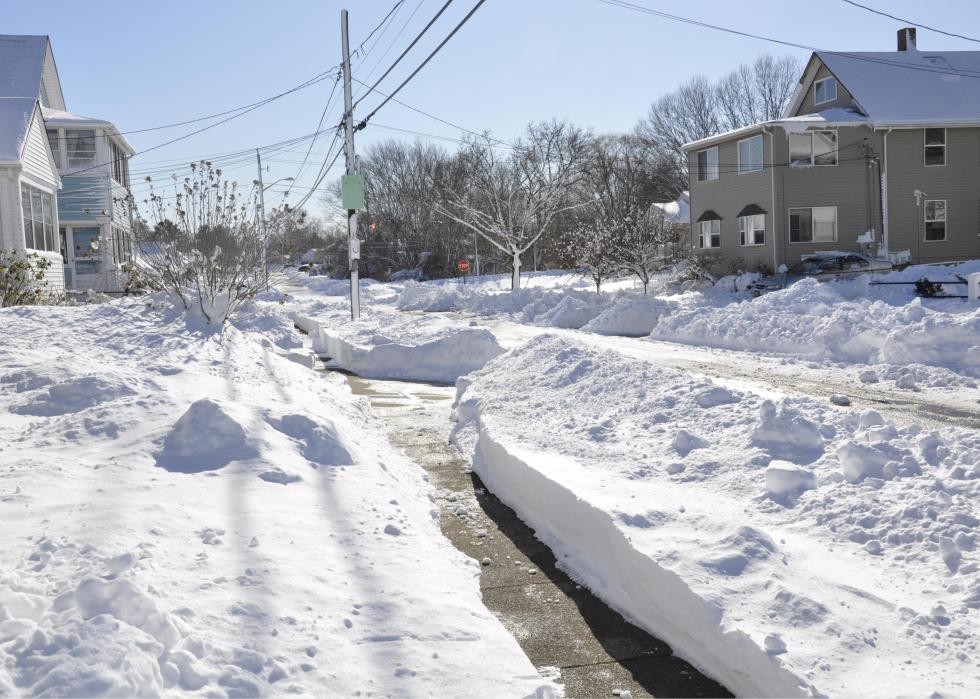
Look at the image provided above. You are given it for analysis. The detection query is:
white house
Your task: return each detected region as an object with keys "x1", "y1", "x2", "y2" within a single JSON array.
[
  {"x1": 0, "y1": 96, "x2": 63, "y2": 291},
  {"x1": 1, "y1": 34, "x2": 135, "y2": 294}
]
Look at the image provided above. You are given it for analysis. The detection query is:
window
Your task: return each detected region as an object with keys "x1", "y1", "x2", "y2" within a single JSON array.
[
  {"x1": 46, "y1": 129, "x2": 61, "y2": 168},
  {"x1": 924, "y1": 128, "x2": 946, "y2": 166},
  {"x1": 110, "y1": 140, "x2": 129, "y2": 185},
  {"x1": 789, "y1": 130, "x2": 838, "y2": 166},
  {"x1": 924, "y1": 200, "x2": 946, "y2": 241},
  {"x1": 814, "y1": 77, "x2": 837, "y2": 105},
  {"x1": 697, "y1": 146, "x2": 719, "y2": 181},
  {"x1": 66, "y1": 129, "x2": 96, "y2": 167},
  {"x1": 739, "y1": 214, "x2": 765, "y2": 246},
  {"x1": 789, "y1": 207, "x2": 838, "y2": 243},
  {"x1": 738, "y1": 135, "x2": 763, "y2": 174},
  {"x1": 20, "y1": 183, "x2": 56, "y2": 252},
  {"x1": 699, "y1": 220, "x2": 721, "y2": 248}
]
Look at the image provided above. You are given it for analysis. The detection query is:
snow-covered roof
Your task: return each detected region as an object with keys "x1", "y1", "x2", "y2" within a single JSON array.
[
  {"x1": 41, "y1": 106, "x2": 136, "y2": 155},
  {"x1": 0, "y1": 35, "x2": 47, "y2": 99},
  {"x1": 814, "y1": 50, "x2": 980, "y2": 125},
  {"x1": 0, "y1": 97, "x2": 38, "y2": 163},
  {"x1": 682, "y1": 109, "x2": 868, "y2": 151},
  {"x1": 652, "y1": 191, "x2": 690, "y2": 224}
]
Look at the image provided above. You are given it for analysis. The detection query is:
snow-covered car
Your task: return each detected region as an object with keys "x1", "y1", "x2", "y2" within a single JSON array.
[
  {"x1": 749, "y1": 252, "x2": 891, "y2": 294},
  {"x1": 297, "y1": 262, "x2": 312, "y2": 273}
]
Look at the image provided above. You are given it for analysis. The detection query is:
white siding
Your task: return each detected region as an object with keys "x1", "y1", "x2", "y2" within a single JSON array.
[
  {"x1": 41, "y1": 43, "x2": 66, "y2": 111},
  {"x1": 21, "y1": 111, "x2": 57, "y2": 186},
  {"x1": 36, "y1": 249, "x2": 65, "y2": 293},
  {"x1": 0, "y1": 170, "x2": 22, "y2": 249}
]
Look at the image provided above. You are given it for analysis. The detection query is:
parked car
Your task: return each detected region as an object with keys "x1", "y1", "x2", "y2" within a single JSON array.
[
  {"x1": 297, "y1": 263, "x2": 312, "y2": 273},
  {"x1": 749, "y1": 252, "x2": 891, "y2": 294}
]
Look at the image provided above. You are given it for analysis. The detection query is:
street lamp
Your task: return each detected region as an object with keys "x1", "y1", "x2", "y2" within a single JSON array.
[{"x1": 262, "y1": 176, "x2": 294, "y2": 193}]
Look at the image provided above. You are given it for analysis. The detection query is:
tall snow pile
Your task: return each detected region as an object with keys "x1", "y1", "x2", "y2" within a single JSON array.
[
  {"x1": 0, "y1": 298, "x2": 553, "y2": 697},
  {"x1": 453, "y1": 334, "x2": 980, "y2": 697}
]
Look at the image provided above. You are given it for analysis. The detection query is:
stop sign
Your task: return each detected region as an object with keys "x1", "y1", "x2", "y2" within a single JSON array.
[{"x1": 457, "y1": 259, "x2": 470, "y2": 273}]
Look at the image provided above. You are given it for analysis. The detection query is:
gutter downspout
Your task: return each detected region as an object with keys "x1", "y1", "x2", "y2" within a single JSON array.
[
  {"x1": 763, "y1": 125, "x2": 778, "y2": 271},
  {"x1": 881, "y1": 128, "x2": 892, "y2": 257}
]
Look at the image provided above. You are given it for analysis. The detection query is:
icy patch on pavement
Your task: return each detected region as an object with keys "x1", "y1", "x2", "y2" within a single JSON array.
[{"x1": 452, "y1": 334, "x2": 980, "y2": 697}]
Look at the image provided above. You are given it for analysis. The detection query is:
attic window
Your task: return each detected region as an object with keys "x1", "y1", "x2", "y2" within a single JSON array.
[{"x1": 814, "y1": 77, "x2": 837, "y2": 105}]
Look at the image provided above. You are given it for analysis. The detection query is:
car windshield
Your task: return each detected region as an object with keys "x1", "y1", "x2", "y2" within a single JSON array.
[{"x1": 787, "y1": 259, "x2": 825, "y2": 275}]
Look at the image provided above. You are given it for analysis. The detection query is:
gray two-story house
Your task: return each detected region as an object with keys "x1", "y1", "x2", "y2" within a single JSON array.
[{"x1": 684, "y1": 28, "x2": 980, "y2": 273}]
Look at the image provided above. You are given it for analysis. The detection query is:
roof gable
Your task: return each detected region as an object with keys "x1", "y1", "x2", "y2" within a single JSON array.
[{"x1": 809, "y1": 49, "x2": 980, "y2": 124}]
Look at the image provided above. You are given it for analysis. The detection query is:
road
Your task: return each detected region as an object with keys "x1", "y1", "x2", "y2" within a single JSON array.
[{"x1": 461, "y1": 315, "x2": 980, "y2": 432}]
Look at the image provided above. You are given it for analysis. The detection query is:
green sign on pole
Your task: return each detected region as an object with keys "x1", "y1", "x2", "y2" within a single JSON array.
[{"x1": 341, "y1": 174, "x2": 365, "y2": 210}]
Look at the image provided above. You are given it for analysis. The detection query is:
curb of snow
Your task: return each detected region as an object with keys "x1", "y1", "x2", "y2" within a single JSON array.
[{"x1": 453, "y1": 409, "x2": 807, "y2": 698}]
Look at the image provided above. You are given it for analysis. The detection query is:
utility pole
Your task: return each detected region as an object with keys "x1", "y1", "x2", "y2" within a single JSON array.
[
  {"x1": 473, "y1": 234, "x2": 480, "y2": 277},
  {"x1": 255, "y1": 148, "x2": 268, "y2": 289},
  {"x1": 340, "y1": 9, "x2": 360, "y2": 320}
]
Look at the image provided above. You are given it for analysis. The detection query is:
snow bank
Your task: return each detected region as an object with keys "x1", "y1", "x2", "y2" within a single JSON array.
[
  {"x1": 582, "y1": 296, "x2": 677, "y2": 336},
  {"x1": 453, "y1": 334, "x2": 980, "y2": 697},
  {"x1": 293, "y1": 304, "x2": 505, "y2": 383},
  {"x1": 0, "y1": 300, "x2": 554, "y2": 697},
  {"x1": 651, "y1": 269, "x2": 980, "y2": 378}
]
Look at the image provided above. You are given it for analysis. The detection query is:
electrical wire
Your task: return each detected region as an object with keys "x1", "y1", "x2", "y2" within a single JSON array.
[
  {"x1": 354, "y1": 0, "x2": 488, "y2": 131},
  {"x1": 352, "y1": 0, "x2": 456, "y2": 110},
  {"x1": 352, "y1": 0, "x2": 427, "y2": 102},
  {"x1": 594, "y1": 0, "x2": 980, "y2": 79},
  {"x1": 840, "y1": 0, "x2": 980, "y2": 44}
]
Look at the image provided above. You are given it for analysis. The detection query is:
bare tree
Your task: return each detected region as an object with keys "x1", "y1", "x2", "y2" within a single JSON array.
[
  {"x1": 636, "y1": 75, "x2": 721, "y2": 164},
  {"x1": 614, "y1": 206, "x2": 682, "y2": 294},
  {"x1": 753, "y1": 54, "x2": 801, "y2": 120},
  {"x1": 436, "y1": 120, "x2": 589, "y2": 292},
  {"x1": 124, "y1": 161, "x2": 281, "y2": 327}
]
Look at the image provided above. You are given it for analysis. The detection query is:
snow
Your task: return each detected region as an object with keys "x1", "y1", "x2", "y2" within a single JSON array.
[
  {"x1": 0, "y1": 97, "x2": 37, "y2": 162},
  {"x1": 651, "y1": 191, "x2": 690, "y2": 224},
  {"x1": 816, "y1": 50, "x2": 980, "y2": 125},
  {"x1": 0, "y1": 36, "x2": 46, "y2": 102},
  {"x1": 452, "y1": 334, "x2": 980, "y2": 698},
  {"x1": 0, "y1": 296, "x2": 555, "y2": 697}
]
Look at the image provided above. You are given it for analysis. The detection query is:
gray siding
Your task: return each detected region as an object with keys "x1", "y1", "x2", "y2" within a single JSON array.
[
  {"x1": 688, "y1": 129, "x2": 776, "y2": 273},
  {"x1": 794, "y1": 64, "x2": 857, "y2": 116},
  {"x1": 885, "y1": 127, "x2": 980, "y2": 262},
  {"x1": 775, "y1": 125, "x2": 883, "y2": 263}
]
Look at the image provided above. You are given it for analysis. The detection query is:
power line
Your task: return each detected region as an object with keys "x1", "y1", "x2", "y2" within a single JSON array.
[
  {"x1": 354, "y1": 0, "x2": 488, "y2": 131},
  {"x1": 352, "y1": 0, "x2": 427, "y2": 102},
  {"x1": 840, "y1": 0, "x2": 980, "y2": 44},
  {"x1": 593, "y1": 0, "x2": 980, "y2": 80},
  {"x1": 353, "y1": 0, "x2": 406, "y2": 58},
  {"x1": 352, "y1": 0, "x2": 457, "y2": 110}
]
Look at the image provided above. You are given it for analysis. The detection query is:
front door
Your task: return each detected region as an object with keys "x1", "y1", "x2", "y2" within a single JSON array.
[{"x1": 70, "y1": 227, "x2": 103, "y2": 278}]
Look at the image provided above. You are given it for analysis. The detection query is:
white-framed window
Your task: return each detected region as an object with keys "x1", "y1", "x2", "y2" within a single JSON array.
[
  {"x1": 697, "y1": 146, "x2": 719, "y2": 182},
  {"x1": 814, "y1": 76, "x2": 837, "y2": 105},
  {"x1": 20, "y1": 183, "x2": 57, "y2": 252},
  {"x1": 699, "y1": 219, "x2": 721, "y2": 248},
  {"x1": 66, "y1": 129, "x2": 96, "y2": 167},
  {"x1": 738, "y1": 135, "x2": 763, "y2": 174},
  {"x1": 110, "y1": 140, "x2": 129, "y2": 185},
  {"x1": 924, "y1": 128, "x2": 946, "y2": 167},
  {"x1": 789, "y1": 206, "x2": 838, "y2": 243},
  {"x1": 738, "y1": 214, "x2": 765, "y2": 246},
  {"x1": 924, "y1": 200, "x2": 946, "y2": 241},
  {"x1": 789, "y1": 130, "x2": 838, "y2": 167}
]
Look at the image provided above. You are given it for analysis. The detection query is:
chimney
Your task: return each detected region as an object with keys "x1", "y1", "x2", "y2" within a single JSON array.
[{"x1": 897, "y1": 27, "x2": 917, "y2": 51}]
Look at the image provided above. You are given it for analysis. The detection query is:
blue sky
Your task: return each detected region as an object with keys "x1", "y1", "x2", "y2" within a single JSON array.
[{"x1": 6, "y1": 0, "x2": 980, "y2": 217}]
